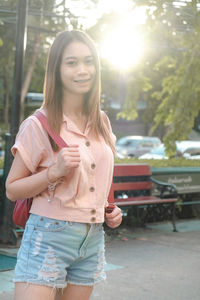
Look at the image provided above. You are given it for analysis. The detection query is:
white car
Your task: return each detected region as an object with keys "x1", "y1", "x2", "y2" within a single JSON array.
[
  {"x1": 139, "y1": 144, "x2": 168, "y2": 160},
  {"x1": 116, "y1": 136, "x2": 161, "y2": 158},
  {"x1": 139, "y1": 141, "x2": 200, "y2": 160}
]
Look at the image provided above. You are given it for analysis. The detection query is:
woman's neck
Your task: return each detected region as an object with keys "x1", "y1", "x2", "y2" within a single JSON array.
[{"x1": 62, "y1": 92, "x2": 85, "y2": 117}]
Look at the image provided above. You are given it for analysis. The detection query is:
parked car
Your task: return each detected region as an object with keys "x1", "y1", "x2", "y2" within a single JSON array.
[
  {"x1": 138, "y1": 144, "x2": 167, "y2": 160},
  {"x1": 139, "y1": 140, "x2": 200, "y2": 160},
  {"x1": 116, "y1": 136, "x2": 161, "y2": 158}
]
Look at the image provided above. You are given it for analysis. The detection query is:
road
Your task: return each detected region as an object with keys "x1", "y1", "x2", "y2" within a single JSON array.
[{"x1": 0, "y1": 219, "x2": 200, "y2": 300}]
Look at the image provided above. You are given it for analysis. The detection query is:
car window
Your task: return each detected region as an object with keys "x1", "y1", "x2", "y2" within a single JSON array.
[
  {"x1": 138, "y1": 141, "x2": 153, "y2": 147},
  {"x1": 150, "y1": 145, "x2": 166, "y2": 155},
  {"x1": 116, "y1": 137, "x2": 128, "y2": 146},
  {"x1": 117, "y1": 136, "x2": 161, "y2": 148},
  {"x1": 184, "y1": 147, "x2": 200, "y2": 155},
  {"x1": 122, "y1": 140, "x2": 138, "y2": 147},
  {"x1": 139, "y1": 140, "x2": 160, "y2": 148},
  {"x1": 117, "y1": 139, "x2": 138, "y2": 147}
]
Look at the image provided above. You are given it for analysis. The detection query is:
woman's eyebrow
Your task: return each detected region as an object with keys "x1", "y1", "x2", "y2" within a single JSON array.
[
  {"x1": 64, "y1": 56, "x2": 77, "y2": 61},
  {"x1": 64, "y1": 55, "x2": 94, "y2": 61}
]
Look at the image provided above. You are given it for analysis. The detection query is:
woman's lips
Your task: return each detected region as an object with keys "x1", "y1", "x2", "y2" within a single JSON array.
[{"x1": 74, "y1": 78, "x2": 91, "y2": 83}]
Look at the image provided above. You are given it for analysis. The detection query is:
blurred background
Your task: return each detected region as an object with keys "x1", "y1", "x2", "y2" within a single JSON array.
[
  {"x1": 1, "y1": 0, "x2": 200, "y2": 244},
  {"x1": 1, "y1": 0, "x2": 200, "y2": 162}
]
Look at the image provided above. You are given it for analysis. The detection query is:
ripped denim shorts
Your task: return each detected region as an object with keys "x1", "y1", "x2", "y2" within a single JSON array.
[{"x1": 14, "y1": 214, "x2": 106, "y2": 288}]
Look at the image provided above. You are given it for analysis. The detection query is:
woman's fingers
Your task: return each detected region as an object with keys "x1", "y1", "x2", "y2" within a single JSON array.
[
  {"x1": 106, "y1": 206, "x2": 121, "y2": 218},
  {"x1": 59, "y1": 147, "x2": 80, "y2": 159},
  {"x1": 67, "y1": 162, "x2": 80, "y2": 168},
  {"x1": 66, "y1": 154, "x2": 80, "y2": 158},
  {"x1": 105, "y1": 206, "x2": 122, "y2": 228},
  {"x1": 54, "y1": 145, "x2": 82, "y2": 177}
]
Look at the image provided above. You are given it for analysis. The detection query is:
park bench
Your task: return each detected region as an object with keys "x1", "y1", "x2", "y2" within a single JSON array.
[{"x1": 108, "y1": 164, "x2": 178, "y2": 231}]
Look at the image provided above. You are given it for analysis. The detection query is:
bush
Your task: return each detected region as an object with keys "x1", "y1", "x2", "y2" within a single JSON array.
[
  {"x1": 115, "y1": 157, "x2": 200, "y2": 168},
  {"x1": 0, "y1": 158, "x2": 4, "y2": 169}
]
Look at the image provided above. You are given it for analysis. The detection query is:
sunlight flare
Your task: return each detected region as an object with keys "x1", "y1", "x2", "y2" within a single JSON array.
[{"x1": 100, "y1": 21, "x2": 145, "y2": 70}]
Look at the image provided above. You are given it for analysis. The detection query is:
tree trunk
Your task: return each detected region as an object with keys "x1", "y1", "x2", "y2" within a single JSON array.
[
  {"x1": 3, "y1": 64, "x2": 10, "y2": 130},
  {"x1": 20, "y1": 34, "x2": 41, "y2": 121}
]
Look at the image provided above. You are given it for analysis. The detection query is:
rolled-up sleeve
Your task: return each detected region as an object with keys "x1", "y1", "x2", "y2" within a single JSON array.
[{"x1": 11, "y1": 116, "x2": 49, "y2": 173}]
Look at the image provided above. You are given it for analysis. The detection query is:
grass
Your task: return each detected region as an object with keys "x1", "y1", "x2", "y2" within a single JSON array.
[{"x1": 115, "y1": 157, "x2": 200, "y2": 168}]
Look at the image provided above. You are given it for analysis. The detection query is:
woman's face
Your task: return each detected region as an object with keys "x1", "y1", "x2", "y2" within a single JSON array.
[{"x1": 60, "y1": 41, "x2": 96, "y2": 97}]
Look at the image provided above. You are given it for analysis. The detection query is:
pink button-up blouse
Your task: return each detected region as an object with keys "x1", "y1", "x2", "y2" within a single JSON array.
[{"x1": 11, "y1": 109, "x2": 116, "y2": 223}]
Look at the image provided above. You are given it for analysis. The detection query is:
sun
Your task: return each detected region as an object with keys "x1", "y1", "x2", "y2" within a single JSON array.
[
  {"x1": 100, "y1": 9, "x2": 146, "y2": 70},
  {"x1": 100, "y1": 27, "x2": 144, "y2": 70}
]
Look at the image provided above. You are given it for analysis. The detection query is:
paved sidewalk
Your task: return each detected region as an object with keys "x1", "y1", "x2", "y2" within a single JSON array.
[{"x1": 0, "y1": 219, "x2": 200, "y2": 300}]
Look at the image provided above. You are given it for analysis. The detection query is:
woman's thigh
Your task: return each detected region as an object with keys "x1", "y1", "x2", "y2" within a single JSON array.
[
  {"x1": 14, "y1": 282, "x2": 56, "y2": 300},
  {"x1": 15, "y1": 215, "x2": 105, "y2": 291},
  {"x1": 14, "y1": 215, "x2": 70, "y2": 289},
  {"x1": 55, "y1": 284, "x2": 93, "y2": 300}
]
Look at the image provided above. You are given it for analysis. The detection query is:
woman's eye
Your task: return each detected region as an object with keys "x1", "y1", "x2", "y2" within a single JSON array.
[
  {"x1": 66, "y1": 61, "x2": 76, "y2": 65},
  {"x1": 85, "y1": 58, "x2": 94, "y2": 65}
]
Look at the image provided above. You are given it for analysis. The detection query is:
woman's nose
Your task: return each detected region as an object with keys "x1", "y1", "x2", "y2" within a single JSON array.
[{"x1": 77, "y1": 63, "x2": 88, "y2": 74}]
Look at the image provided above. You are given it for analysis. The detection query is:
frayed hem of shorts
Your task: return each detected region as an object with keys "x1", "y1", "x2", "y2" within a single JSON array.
[
  {"x1": 13, "y1": 279, "x2": 67, "y2": 289},
  {"x1": 67, "y1": 276, "x2": 106, "y2": 287}
]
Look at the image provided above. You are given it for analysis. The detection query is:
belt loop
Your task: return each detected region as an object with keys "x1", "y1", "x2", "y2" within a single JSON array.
[{"x1": 86, "y1": 223, "x2": 91, "y2": 234}]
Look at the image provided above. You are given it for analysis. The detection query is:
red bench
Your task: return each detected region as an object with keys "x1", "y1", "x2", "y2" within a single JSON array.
[{"x1": 108, "y1": 164, "x2": 178, "y2": 231}]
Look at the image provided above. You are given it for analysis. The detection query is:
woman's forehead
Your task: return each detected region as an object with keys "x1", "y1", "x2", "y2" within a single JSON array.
[{"x1": 62, "y1": 41, "x2": 92, "y2": 59}]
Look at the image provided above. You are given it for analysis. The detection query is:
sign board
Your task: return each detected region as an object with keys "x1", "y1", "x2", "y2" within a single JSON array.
[{"x1": 152, "y1": 167, "x2": 200, "y2": 194}]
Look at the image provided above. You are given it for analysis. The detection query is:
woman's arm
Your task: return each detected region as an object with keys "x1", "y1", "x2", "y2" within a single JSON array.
[
  {"x1": 6, "y1": 145, "x2": 81, "y2": 201},
  {"x1": 6, "y1": 151, "x2": 57, "y2": 201}
]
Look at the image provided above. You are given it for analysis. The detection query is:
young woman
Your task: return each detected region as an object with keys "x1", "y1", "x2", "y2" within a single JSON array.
[{"x1": 6, "y1": 30, "x2": 122, "y2": 300}]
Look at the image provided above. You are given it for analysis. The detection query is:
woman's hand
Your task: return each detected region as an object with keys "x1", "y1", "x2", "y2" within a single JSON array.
[
  {"x1": 48, "y1": 145, "x2": 81, "y2": 181},
  {"x1": 105, "y1": 206, "x2": 122, "y2": 228},
  {"x1": 6, "y1": 145, "x2": 81, "y2": 201}
]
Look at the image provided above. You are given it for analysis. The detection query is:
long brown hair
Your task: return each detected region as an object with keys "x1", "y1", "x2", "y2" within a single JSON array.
[{"x1": 42, "y1": 30, "x2": 115, "y2": 153}]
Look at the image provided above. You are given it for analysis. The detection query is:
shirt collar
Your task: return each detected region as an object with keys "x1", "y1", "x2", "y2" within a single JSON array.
[{"x1": 63, "y1": 114, "x2": 91, "y2": 136}]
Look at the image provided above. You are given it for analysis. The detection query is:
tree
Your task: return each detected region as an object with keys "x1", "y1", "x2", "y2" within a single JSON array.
[
  {"x1": 0, "y1": 0, "x2": 81, "y2": 125},
  {"x1": 0, "y1": 0, "x2": 17, "y2": 129},
  {"x1": 122, "y1": 0, "x2": 200, "y2": 155}
]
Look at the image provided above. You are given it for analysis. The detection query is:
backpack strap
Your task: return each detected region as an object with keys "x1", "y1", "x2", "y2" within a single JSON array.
[{"x1": 34, "y1": 111, "x2": 69, "y2": 148}]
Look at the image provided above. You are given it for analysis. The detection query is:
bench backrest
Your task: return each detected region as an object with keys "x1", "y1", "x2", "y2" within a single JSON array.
[{"x1": 108, "y1": 164, "x2": 153, "y2": 203}]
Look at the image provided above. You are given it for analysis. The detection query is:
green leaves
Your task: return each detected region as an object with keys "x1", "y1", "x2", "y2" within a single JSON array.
[{"x1": 119, "y1": 1, "x2": 200, "y2": 154}]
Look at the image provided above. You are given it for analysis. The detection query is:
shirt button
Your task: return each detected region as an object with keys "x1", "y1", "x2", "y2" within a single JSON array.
[
  {"x1": 91, "y1": 217, "x2": 96, "y2": 222},
  {"x1": 90, "y1": 187, "x2": 95, "y2": 192},
  {"x1": 91, "y1": 163, "x2": 96, "y2": 169},
  {"x1": 91, "y1": 209, "x2": 96, "y2": 214},
  {"x1": 86, "y1": 141, "x2": 90, "y2": 146}
]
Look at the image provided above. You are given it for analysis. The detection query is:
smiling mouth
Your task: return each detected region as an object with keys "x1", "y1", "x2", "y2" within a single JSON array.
[{"x1": 74, "y1": 79, "x2": 91, "y2": 84}]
